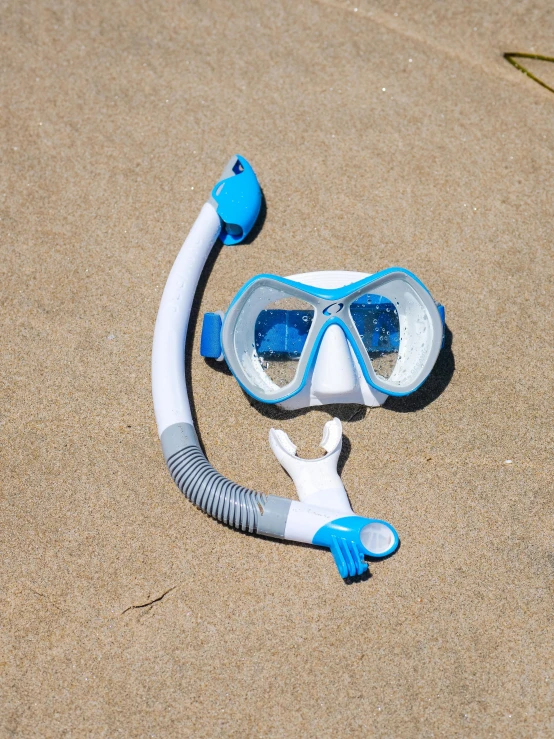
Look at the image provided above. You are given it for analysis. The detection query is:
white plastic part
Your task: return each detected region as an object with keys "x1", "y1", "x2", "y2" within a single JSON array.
[
  {"x1": 284, "y1": 500, "x2": 345, "y2": 544},
  {"x1": 271, "y1": 417, "x2": 391, "y2": 546},
  {"x1": 311, "y1": 325, "x2": 358, "y2": 399},
  {"x1": 269, "y1": 418, "x2": 353, "y2": 513},
  {"x1": 288, "y1": 270, "x2": 370, "y2": 288},
  {"x1": 277, "y1": 270, "x2": 388, "y2": 410},
  {"x1": 152, "y1": 202, "x2": 222, "y2": 436}
]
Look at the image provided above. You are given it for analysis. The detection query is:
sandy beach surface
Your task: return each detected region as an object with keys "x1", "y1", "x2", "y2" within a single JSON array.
[{"x1": 1, "y1": 1, "x2": 553, "y2": 736}]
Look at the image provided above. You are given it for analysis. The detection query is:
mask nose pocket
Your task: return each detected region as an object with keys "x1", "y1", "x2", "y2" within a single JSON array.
[{"x1": 311, "y1": 324, "x2": 357, "y2": 398}]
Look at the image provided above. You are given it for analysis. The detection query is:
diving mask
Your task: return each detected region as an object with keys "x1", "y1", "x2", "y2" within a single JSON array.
[{"x1": 201, "y1": 269, "x2": 445, "y2": 407}]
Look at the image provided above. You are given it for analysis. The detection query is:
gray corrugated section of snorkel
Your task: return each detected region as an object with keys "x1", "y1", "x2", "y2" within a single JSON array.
[{"x1": 160, "y1": 423, "x2": 290, "y2": 537}]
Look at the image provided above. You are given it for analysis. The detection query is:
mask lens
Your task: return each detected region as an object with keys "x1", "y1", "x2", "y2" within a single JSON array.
[
  {"x1": 350, "y1": 276, "x2": 439, "y2": 391},
  {"x1": 232, "y1": 285, "x2": 314, "y2": 393},
  {"x1": 350, "y1": 294, "x2": 400, "y2": 379},
  {"x1": 255, "y1": 296, "x2": 314, "y2": 387}
]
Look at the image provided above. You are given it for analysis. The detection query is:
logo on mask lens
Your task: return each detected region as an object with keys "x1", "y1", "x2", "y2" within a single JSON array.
[{"x1": 323, "y1": 302, "x2": 344, "y2": 316}]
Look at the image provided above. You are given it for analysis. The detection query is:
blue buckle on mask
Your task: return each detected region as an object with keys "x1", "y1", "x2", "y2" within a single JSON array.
[{"x1": 200, "y1": 301, "x2": 446, "y2": 359}]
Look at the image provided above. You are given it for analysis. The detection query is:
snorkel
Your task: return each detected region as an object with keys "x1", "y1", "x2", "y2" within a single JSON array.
[{"x1": 152, "y1": 156, "x2": 399, "y2": 579}]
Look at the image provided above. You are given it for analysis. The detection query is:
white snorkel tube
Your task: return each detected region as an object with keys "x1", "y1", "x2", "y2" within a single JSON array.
[{"x1": 152, "y1": 155, "x2": 399, "y2": 578}]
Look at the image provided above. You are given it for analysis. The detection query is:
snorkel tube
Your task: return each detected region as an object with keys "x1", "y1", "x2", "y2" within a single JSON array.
[{"x1": 152, "y1": 156, "x2": 399, "y2": 578}]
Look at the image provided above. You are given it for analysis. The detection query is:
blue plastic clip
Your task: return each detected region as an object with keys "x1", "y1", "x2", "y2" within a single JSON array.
[
  {"x1": 211, "y1": 155, "x2": 262, "y2": 245},
  {"x1": 313, "y1": 516, "x2": 399, "y2": 579},
  {"x1": 200, "y1": 313, "x2": 223, "y2": 358}
]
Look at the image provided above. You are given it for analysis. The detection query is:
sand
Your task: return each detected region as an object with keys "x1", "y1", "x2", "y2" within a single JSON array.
[{"x1": 1, "y1": 1, "x2": 553, "y2": 736}]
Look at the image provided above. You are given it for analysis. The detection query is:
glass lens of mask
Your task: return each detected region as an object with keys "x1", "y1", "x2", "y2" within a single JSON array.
[
  {"x1": 233, "y1": 286, "x2": 314, "y2": 391},
  {"x1": 354, "y1": 276, "x2": 438, "y2": 390},
  {"x1": 255, "y1": 296, "x2": 314, "y2": 387},
  {"x1": 350, "y1": 294, "x2": 400, "y2": 379}
]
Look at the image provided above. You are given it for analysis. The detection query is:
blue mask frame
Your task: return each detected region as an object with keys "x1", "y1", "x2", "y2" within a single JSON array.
[{"x1": 205, "y1": 268, "x2": 444, "y2": 403}]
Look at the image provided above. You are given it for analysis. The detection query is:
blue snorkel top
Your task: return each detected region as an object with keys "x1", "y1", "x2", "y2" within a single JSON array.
[{"x1": 210, "y1": 155, "x2": 262, "y2": 245}]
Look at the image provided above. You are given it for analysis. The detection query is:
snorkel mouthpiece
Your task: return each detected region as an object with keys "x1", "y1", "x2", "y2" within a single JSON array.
[
  {"x1": 210, "y1": 155, "x2": 262, "y2": 245},
  {"x1": 269, "y1": 418, "x2": 399, "y2": 579}
]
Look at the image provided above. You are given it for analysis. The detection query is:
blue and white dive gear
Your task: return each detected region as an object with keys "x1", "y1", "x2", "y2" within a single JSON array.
[
  {"x1": 152, "y1": 155, "x2": 400, "y2": 580},
  {"x1": 201, "y1": 270, "x2": 445, "y2": 409}
]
